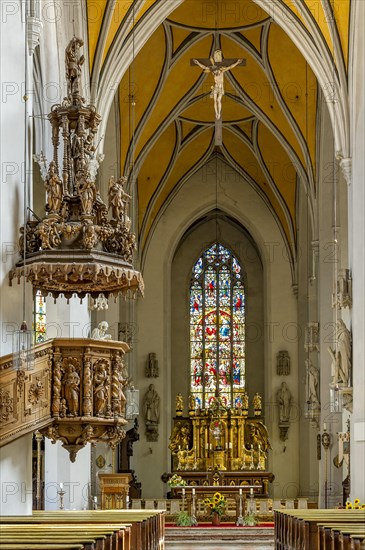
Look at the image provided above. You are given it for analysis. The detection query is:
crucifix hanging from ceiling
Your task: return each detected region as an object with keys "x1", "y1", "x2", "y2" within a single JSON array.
[{"x1": 191, "y1": 49, "x2": 246, "y2": 145}]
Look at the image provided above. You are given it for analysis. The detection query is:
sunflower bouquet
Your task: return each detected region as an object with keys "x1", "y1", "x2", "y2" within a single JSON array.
[
  {"x1": 204, "y1": 492, "x2": 226, "y2": 516},
  {"x1": 345, "y1": 498, "x2": 365, "y2": 509},
  {"x1": 167, "y1": 474, "x2": 187, "y2": 487}
]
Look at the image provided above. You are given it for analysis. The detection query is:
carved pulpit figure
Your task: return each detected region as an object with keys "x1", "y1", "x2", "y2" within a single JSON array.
[
  {"x1": 65, "y1": 36, "x2": 85, "y2": 100},
  {"x1": 192, "y1": 49, "x2": 245, "y2": 144}
]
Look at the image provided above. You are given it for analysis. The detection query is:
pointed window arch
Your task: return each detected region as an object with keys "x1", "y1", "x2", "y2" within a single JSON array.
[{"x1": 190, "y1": 243, "x2": 245, "y2": 408}]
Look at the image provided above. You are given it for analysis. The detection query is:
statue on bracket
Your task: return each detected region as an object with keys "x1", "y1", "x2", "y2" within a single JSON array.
[
  {"x1": 276, "y1": 382, "x2": 292, "y2": 441},
  {"x1": 327, "y1": 319, "x2": 352, "y2": 387},
  {"x1": 305, "y1": 358, "x2": 320, "y2": 407},
  {"x1": 143, "y1": 384, "x2": 160, "y2": 442}
]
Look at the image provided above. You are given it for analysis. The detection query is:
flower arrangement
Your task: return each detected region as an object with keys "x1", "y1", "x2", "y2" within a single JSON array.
[
  {"x1": 167, "y1": 474, "x2": 187, "y2": 487},
  {"x1": 345, "y1": 498, "x2": 365, "y2": 509},
  {"x1": 204, "y1": 492, "x2": 226, "y2": 517}
]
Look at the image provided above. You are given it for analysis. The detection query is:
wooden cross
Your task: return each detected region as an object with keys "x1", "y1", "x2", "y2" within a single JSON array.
[{"x1": 191, "y1": 50, "x2": 246, "y2": 145}]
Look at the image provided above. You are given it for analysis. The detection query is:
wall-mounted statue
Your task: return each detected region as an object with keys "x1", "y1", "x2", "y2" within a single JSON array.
[
  {"x1": 276, "y1": 350, "x2": 290, "y2": 376},
  {"x1": 276, "y1": 382, "x2": 292, "y2": 441},
  {"x1": 91, "y1": 321, "x2": 112, "y2": 340},
  {"x1": 143, "y1": 384, "x2": 160, "y2": 441},
  {"x1": 327, "y1": 319, "x2": 352, "y2": 387},
  {"x1": 305, "y1": 358, "x2": 320, "y2": 407},
  {"x1": 145, "y1": 352, "x2": 159, "y2": 378},
  {"x1": 276, "y1": 382, "x2": 292, "y2": 423}
]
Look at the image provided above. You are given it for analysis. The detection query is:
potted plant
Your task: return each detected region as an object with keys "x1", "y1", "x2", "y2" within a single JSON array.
[
  {"x1": 175, "y1": 510, "x2": 194, "y2": 526},
  {"x1": 244, "y1": 513, "x2": 257, "y2": 526},
  {"x1": 204, "y1": 492, "x2": 226, "y2": 525}
]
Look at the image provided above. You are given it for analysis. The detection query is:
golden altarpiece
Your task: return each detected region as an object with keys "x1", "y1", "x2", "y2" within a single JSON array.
[{"x1": 165, "y1": 393, "x2": 274, "y2": 498}]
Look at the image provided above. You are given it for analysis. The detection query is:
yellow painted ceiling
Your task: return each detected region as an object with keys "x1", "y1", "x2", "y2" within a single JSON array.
[{"x1": 87, "y1": 0, "x2": 351, "y2": 260}]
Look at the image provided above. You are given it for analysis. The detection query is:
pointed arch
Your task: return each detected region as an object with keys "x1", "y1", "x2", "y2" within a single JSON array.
[{"x1": 190, "y1": 243, "x2": 245, "y2": 408}]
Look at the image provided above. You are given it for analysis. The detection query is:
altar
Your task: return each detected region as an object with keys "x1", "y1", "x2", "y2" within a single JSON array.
[
  {"x1": 164, "y1": 392, "x2": 275, "y2": 510},
  {"x1": 170, "y1": 471, "x2": 274, "y2": 498}
]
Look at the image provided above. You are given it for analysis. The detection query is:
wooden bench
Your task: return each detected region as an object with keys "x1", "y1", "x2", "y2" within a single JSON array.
[
  {"x1": 34, "y1": 510, "x2": 164, "y2": 550},
  {"x1": 350, "y1": 533, "x2": 365, "y2": 550},
  {"x1": 0, "y1": 525, "x2": 118, "y2": 550},
  {"x1": 274, "y1": 509, "x2": 365, "y2": 550},
  {"x1": 1, "y1": 509, "x2": 165, "y2": 550}
]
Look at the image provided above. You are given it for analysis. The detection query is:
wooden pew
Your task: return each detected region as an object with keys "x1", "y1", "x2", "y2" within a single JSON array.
[
  {"x1": 0, "y1": 522, "x2": 126, "y2": 550},
  {"x1": 0, "y1": 525, "x2": 118, "y2": 550},
  {"x1": 34, "y1": 510, "x2": 164, "y2": 550},
  {"x1": 274, "y1": 509, "x2": 365, "y2": 550},
  {"x1": 350, "y1": 533, "x2": 365, "y2": 550},
  {"x1": 1, "y1": 509, "x2": 165, "y2": 550}
]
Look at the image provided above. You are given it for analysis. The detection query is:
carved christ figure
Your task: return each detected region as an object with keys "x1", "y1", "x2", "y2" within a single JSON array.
[{"x1": 193, "y1": 50, "x2": 243, "y2": 119}]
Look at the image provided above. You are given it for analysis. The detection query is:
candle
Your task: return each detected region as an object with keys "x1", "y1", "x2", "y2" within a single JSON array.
[
  {"x1": 93, "y1": 496, "x2": 97, "y2": 502},
  {"x1": 323, "y1": 423, "x2": 327, "y2": 431},
  {"x1": 251, "y1": 444, "x2": 253, "y2": 450},
  {"x1": 239, "y1": 488, "x2": 242, "y2": 496},
  {"x1": 182, "y1": 488, "x2": 185, "y2": 497},
  {"x1": 250, "y1": 488, "x2": 254, "y2": 495},
  {"x1": 229, "y1": 442, "x2": 232, "y2": 449},
  {"x1": 126, "y1": 495, "x2": 129, "y2": 503},
  {"x1": 192, "y1": 488, "x2": 195, "y2": 496},
  {"x1": 59, "y1": 482, "x2": 63, "y2": 490},
  {"x1": 178, "y1": 445, "x2": 181, "y2": 450},
  {"x1": 210, "y1": 443, "x2": 212, "y2": 450},
  {"x1": 205, "y1": 443, "x2": 208, "y2": 450}
]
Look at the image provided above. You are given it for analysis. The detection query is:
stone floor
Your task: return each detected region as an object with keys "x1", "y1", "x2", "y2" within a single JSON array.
[{"x1": 165, "y1": 525, "x2": 275, "y2": 548}]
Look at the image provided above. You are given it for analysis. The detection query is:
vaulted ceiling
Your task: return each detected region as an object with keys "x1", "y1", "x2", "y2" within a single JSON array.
[{"x1": 87, "y1": 0, "x2": 351, "y2": 260}]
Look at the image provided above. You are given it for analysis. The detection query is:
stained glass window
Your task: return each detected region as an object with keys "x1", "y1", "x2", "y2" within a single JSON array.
[
  {"x1": 190, "y1": 243, "x2": 245, "y2": 408},
  {"x1": 34, "y1": 291, "x2": 46, "y2": 343}
]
